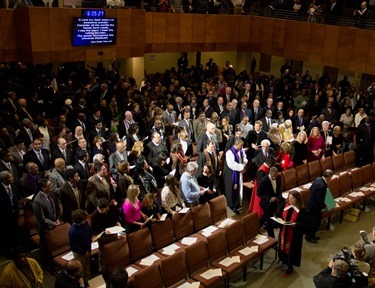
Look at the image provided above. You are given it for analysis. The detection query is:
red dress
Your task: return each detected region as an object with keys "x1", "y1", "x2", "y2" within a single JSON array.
[
  {"x1": 307, "y1": 136, "x2": 325, "y2": 162},
  {"x1": 247, "y1": 164, "x2": 270, "y2": 217}
]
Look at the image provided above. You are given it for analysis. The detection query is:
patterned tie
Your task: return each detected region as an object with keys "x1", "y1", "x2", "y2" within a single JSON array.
[
  {"x1": 37, "y1": 151, "x2": 44, "y2": 165},
  {"x1": 7, "y1": 186, "x2": 14, "y2": 208},
  {"x1": 62, "y1": 150, "x2": 67, "y2": 161}
]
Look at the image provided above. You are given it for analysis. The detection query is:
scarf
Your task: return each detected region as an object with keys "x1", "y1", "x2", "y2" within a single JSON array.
[
  {"x1": 230, "y1": 146, "x2": 243, "y2": 199},
  {"x1": 280, "y1": 202, "x2": 299, "y2": 254}
]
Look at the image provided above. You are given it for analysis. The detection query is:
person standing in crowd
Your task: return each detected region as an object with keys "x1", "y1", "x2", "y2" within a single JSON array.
[
  {"x1": 306, "y1": 169, "x2": 333, "y2": 243},
  {"x1": 54, "y1": 259, "x2": 85, "y2": 288},
  {"x1": 180, "y1": 162, "x2": 210, "y2": 207},
  {"x1": 33, "y1": 179, "x2": 60, "y2": 272},
  {"x1": 277, "y1": 191, "x2": 308, "y2": 277},
  {"x1": 223, "y1": 139, "x2": 248, "y2": 214},
  {"x1": 257, "y1": 167, "x2": 282, "y2": 237},
  {"x1": 68, "y1": 209, "x2": 92, "y2": 283},
  {"x1": 248, "y1": 157, "x2": 275, "y2": 216},
  {"x1": 122, "y1": 185, "x2": 147, "y2": 233},
  {"x1": 0, "y1": 246, "x2": 43, "y2": 288},
  {"x1": 161, "y1": 175, "x2": 186, "y2": 215},
  {"x1": 0, "y1": 171, "x2": 21, "y2": 257},
  {"x1": 293, "y1": 131, "x2": 308, "y2": 166}
]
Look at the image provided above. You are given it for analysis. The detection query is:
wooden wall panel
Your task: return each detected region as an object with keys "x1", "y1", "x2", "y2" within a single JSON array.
[
  {"x1": 192, "y1": 14, "x2": 206, "y2": 43},
  {"x1": 260, "y1": 18, "x2": 273, "y2": 55},
  {"x1": 166, "y1": 13, "x2": 180, "y2": 44},
  {"x1": 29, "y1": 8, "x2": 51, "y2": 52},
  {"x1": 151, "y1": 13, "x2": 167, "y2": 44},
  {"x1": 179, "y1": 14, "x2": 193, "y2": 44},
  {"x1": 271, "y1": 19, "x2": 285, "y2": 57},
  {"x1": 3, "y1": 8, "x2": 375, "y2": 76},
  {"x1": 204, "y1": 15, "x2": 217, "y2": 43}
]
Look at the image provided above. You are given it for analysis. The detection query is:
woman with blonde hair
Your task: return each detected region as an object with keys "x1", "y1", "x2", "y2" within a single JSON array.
[
  {"x1": 122, "y1": 185, "x2": 147, "y2": 233},
  {"x1": 307, "y1": 127, "x2": 325, "y2": 162},
  {"x1": 293, "y1": 130, "x2": 308, "y2": 166},
  {"x1": 128, "y1": 141, "x2": 146, "y2": 166}
]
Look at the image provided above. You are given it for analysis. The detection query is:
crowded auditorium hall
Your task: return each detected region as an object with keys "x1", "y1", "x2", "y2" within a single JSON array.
[{"x1": 2, "y1": 2, "x2": 375, "y2": 287}]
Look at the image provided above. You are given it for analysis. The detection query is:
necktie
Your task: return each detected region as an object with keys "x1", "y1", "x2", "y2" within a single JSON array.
[
  {"x1": 170, "y1": 113, "x2": 173, "y2": 122},
  {"x1": 6, "y1": 163, "x2": 12, "y2": 173},
  {"x1": 7, "y1": 186, "x2": 14, "y2": 207},
  {"x1": 47, "y1": 194, "x2": 54, "y2": 210},
  {"x1": 368, "y1": 125, "x2": 371, "y2": 140},
  {"x1": 62, "y1": 150, "x2": 67, "y2": 160},
  {"x1": 27, "y1": 129, "x2": 33, "y2": 141},
  {"x1": 72, "y1": 186, "x2": 80, "y2": 207},
  {"x1": 37, "y1": 151, "x2": 44, "y2": 165},
  {"x1": 300, "y1": 117, "x2": 303, "y2": 126},
  {"x1": 81, "y1": 121, "x2": 86, "y2": 132},
  {"x1": 264, "y1": 151, "x2": 268, "y2": 159}
]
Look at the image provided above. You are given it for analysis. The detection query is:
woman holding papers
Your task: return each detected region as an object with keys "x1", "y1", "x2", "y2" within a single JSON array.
[
  {"x1": 307, "y1": 127, "x2": 326, "y2": 162},
  {"x1": 161, "y1": 175, "x2": 185, "y2": 215},
  {"x1": 197, "y1": 163, "x2": 217, "y2": 204},
  {"x1": 122, "y1": 185, "x2": 148, "y2": 233},
  {"x1": 277, "y1": 190, "x2": 308, "y2": 277}
]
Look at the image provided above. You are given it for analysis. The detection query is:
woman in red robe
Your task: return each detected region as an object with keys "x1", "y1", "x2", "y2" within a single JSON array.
[
  {"x1": 247, "y1": 157, "x2": 275, "y2": 217},
  {"x1": 278, "y1": 190, "x2": 308, "y2": 277}
]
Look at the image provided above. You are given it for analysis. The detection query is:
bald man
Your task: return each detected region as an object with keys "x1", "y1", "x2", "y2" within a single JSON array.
[
  {"x1": 108, "y1": 141, "x2": 127, "y2": 180},
  {"x1": 49, "y1": 158, "x2": 67, "y2": 195},
  {"x1": 55, "y1": 259, "x2": 84, "y2": 288}
]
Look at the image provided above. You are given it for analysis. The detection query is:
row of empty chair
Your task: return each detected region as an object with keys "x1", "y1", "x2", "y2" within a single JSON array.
[{"x1": 103, "y1": 211, "x2": 277, "y2": 288}]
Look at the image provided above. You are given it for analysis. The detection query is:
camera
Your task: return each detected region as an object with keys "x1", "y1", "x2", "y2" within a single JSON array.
[{"x1": 333, "y1": 247, "x2": 368, "y2": 287}]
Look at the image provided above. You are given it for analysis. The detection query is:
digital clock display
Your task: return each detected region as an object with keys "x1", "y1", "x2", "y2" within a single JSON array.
[{"x1": 81, "y1": 9, "x2": 105, "y2": 18}]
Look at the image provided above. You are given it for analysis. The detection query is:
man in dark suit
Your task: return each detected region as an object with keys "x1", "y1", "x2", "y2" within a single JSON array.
[
  {"x1": 59, "y1": 169, "x2": 86, "y2": 223},
  {"x1": 74, "y1": 150, "x2": 91, "y2": 187},
  {"x1": 326, "y1": 0, "x2": 342, "y2": 25},
  {"x1": 260, "y1": 110, "x2": 276, "y2": 133},
  {"x1": 89, "y1": 120, "x2": 107, "y2": 146},
  {"x1": 196, "y1": 122, "x2": 217, "y2": 155},
  {"x1": 201, "y1": 99, "x2": 215, "y2": 119},
  {"x1": 145, "y1": 132, "x2": 169, "y2": 167},
  {"x1": 18, "y1": 118, "x2": 34, "y2": 149},
  {"x1": 0, "y1": 149, "x2": 20, "y2": 183},
  {"x1": 257, "y1": 167, "x2": 282, "y2": 238},
  {"x1": 71, "y1": 113, "x2": 88, "y2": 135},
  {"x1": 51, "y1": 137, "x2": 74, "y2": 167},
  {"x1": 251, "y1": 99, "x2": 264, "y2": 125},
  {"x1": 321, "y1": 102, "x2": 336, "y2": 123},
  {"x1": 252, "y1": 139, "x2": 275, "y2": 170},
  {"x1": 222, "y1": 87, "x2": 235, "y2": 103},
  {"x1": 246, "y1": 120, "x2": 268, "y2": 160},
  {"x1": 0, "y1": 171, "x2": 21, "y2": 256},
  {"x1": 220, "y1": 101, "x2": 237, "y2": 126},
  {"x1": 293, "y1": 109, "x2": 309, "y2": 134},
  {"x1": 213, "y1": 96, "x2": 225, "y2": 115},
  {"x1": 178, "y1": 110, "x2": 194, "y2": 141},
  {"x1": 263, "y1": 97, "x2": 275, "y2": 118},
  {"x1": 33, "y1": 178, "x2": 60, "y2": 271},
  {"x1": 237, "y1": 102, "x2": 252, "y2": 124},
  {"x1": 23, "y1": 138, "x2": 51, "y2": 175},
  {"x1": 353, "y1": 1, "x2": 369, "y2": 28},
  {"x1": 356, "y1": 116, "x2": 375, "y2": 166},
  {"x1": 306, "y1": 169, "x2": 333, "y2": 243},
  {"x1": 320, "y1": 121, "x2": 333, "y2": 157},
  {"x1": 74, "y1": 138, "x2": 91, "y2": 164},
  {"x1": 87, "y1": 163, "x2": 115, "y2": 213}
]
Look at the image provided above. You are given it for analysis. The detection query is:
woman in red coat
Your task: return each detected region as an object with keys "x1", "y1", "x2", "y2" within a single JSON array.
[{"x1": 277, "y1": 142, "x2": 294, "y2": 171}]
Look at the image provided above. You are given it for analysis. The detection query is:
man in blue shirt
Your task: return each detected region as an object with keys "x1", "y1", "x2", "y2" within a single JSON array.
[{"x1": 180, "y1": 162, "x2": 209, "y2": 207}]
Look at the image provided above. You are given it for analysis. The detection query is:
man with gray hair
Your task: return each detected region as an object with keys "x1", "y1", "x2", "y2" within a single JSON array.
[{"x1": 180, "y1": 162, "x2": 210, "y2": 207}]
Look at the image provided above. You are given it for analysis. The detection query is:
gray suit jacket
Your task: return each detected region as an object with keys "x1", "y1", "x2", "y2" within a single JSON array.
[
  {"x1": 108, "y1": 151, "x2": 128, "y2": 178},
  {"x1": 178, "y1": 118, "x2": 194, "y2": 140},
  {"x1": 33, "y1": 191, "x2": 57, "y2": 233},
  {"x1": 49, "y1": 168, "x2": 66, "y2": 195}
]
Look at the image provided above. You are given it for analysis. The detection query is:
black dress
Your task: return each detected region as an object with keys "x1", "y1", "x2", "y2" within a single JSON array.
[
  {"x1": 293, "y1": 141, "x2": 307, "y2": 167},
  {"x1": 278, "y1": 204, "x2": 308, "y2": 269},
  {"x1": 197, "y1": 173, "x2": 216, "y2": 204}
]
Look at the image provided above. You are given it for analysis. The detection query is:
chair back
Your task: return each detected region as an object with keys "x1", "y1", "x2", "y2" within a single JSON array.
[
  {"x1": 327, "y1": 175, "x2": 340, "y2": 199},
  {"x1": 206, "y1": 230, "x2": 228, "y2": 262},
  {"x1": 133, "y1": 264, "x2": 163, "y2": 288},
  {"x1": 127, "y1": 228, "x2": 153, "y2": 261},
  {"x1": 185, "y1": 240, "x2": 209, "y2": 275},
  {"x1": 150, "y1": 218, "x2": 175, "y2": 250},
  {"x1": 282, "y1": 168, "x2": 297, "y2": 191},
  {"x1": 300, "y1": 188, "x2": 311, "y2": 208},
  {"x1": 172, "y1": 210, "x2": 194, "y2": 240},
  {"x1": 343, "y1": 150, "x2": 356, "y2": 170},
  {"x1": 320, "y1": 156, "x2": 333, "y2": 172},
  {"x1": 308, "y1": 160, "x2": 322, "y2": 181},
  {"x1": 103, "y1": 237, "x2": 131, "y2": 274},
  {"x1": 160, "y1": 251, "x2": 187, "y2": 287},
  {"x1": 362, "y1": 164, "x2": 374, "y2": 185},
  {"x1": 350, "y1": 168, "x2": 364, "y2": 190},
  {"x1": 191, "y1": 202, "x2": 212, "y2": 232},
  {"x1": 332, "y1": 154, "x2": 344, "y2": 173},
  {"x1": 339, "y1": 172, "x2": 352, "y2": 195},
  {"x1": 295, "y1": 164, "x2": 309, "y2": 185},
  {"x1": 45, "y1": 223, "x2": 71, "y2": 257},
  {"x1": 225, "y1": 220, "x2": 244, "y2": 252},
  {"x1": 209, "y1": 195, "x2": 227, "y2": 223},
  {"x1": 242, "y1": 212, "x2": 260, "y2": 243}
]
